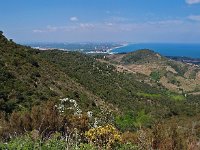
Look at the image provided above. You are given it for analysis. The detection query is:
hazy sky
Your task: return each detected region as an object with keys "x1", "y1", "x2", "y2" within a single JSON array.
[{"x1": 1, "y1": 0, "x2": 200, "y2": 43}]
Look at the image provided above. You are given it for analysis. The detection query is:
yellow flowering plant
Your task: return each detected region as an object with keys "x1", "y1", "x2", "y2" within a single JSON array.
[{"x1": 85, "y1": 124, "x2": 122, "y2": 149}]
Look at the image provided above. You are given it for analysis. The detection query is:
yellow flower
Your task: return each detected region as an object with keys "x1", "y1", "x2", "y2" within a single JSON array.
[{"x1": 85, "y1": 124, "x2": 122, "y2": 148}]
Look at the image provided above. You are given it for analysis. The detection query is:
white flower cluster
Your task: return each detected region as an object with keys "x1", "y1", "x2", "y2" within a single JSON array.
[
  {"x1": 55, "y1": 98, "x2": 68, "y2": 113},
  {"x1": 55, "y1": 98, "x2": 83, "y2": 116},
  {"x1": 87, "y1": 111, "x2": 93, "y2": 118},
  {"x1": 93, "y1": 117, "x2": 98, "y2": 128},
  {"x1": 68, "y1": 99, "x2": 82, "y2": 116},
  {"x1": 87, "y1": 111, "x2": 100, "y2": 128},
  {"x1": 56, "y1": 97, "x2": 99, "y2": 128}
]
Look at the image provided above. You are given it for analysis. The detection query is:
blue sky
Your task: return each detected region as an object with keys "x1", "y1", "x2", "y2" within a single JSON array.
[{"x1": 1, "y1": 0, "x2": 200, "y2": 43}]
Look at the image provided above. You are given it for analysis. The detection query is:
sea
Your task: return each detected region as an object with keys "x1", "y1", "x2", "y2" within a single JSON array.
[{"x1": 111, "y1": 43, "x2": 200, "y2": 58}]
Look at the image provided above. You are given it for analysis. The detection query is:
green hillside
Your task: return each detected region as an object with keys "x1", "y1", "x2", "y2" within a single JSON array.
[
  {"x1": 1, "y1": 31, "x2": 200, "y2": 118},
  {"x1": 1, "y1": 32, "x2": 200, "y2": 149},
  {"x1": 121, "y1": 49, "x2": 166, "y2": 64},
  {"x1": 0, "y1": 32, "x2": 105, "y2": 113}
]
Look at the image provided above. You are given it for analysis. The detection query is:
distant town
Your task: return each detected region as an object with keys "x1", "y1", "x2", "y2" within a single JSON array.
[{"x1": 26, "y1": 42, "x2": 128, "y2": 54}]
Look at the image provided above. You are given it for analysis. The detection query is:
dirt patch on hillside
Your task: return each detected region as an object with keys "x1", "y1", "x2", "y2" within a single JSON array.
[
  {"x1": 166, "y1": 66, "x2": 177, "y2": 74},
  {"x1": 160, "y1": 76, "x2": 179, "y2": 93},
  {"x1": 126, "y1": 64, "x2": 162, "y2": 76},
  {"x1": 106, "y1": 54, "x2": 126, "y2": 62}
]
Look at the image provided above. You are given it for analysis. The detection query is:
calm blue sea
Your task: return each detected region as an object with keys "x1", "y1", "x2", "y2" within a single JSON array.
[{"x1": 112, "y1": 43, "x2": 200, "y2": 58}]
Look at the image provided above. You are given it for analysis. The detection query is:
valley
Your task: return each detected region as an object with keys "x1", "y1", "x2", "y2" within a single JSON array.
[{"x1": 1, "y1": 32, "x2": 200, "y2": 149}]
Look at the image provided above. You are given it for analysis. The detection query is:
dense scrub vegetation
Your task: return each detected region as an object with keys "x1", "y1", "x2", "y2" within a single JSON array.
[
  {"x1": 0, "y1": 32, "x2": 102, "y2": 114},
  {"x1": 121, "y1": 49, "x2": 166, "y2": 64},
  {"x1": 1, "y1": 32, "x2": 200, "y2": 149}
]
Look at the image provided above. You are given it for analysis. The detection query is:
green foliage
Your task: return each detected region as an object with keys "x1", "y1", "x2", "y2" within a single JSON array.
[
  {"x1": 79, "y1": 143, "x2": 97, "y2": 150},
  {"x1": 121, "y1": 49, "x2": 165, "y2": 64},
  {"x1": 150, "y1": 71, "x2": 161, "y2": 81},
  {"x1": 116, "y1": 143, "x2": 138, "y2": 150},
  {"x1": 170, "y1": 94, "x2": 186, "y2": 101},
  {"x1": 115, "y1": 112, "x2": 136, "y2": 131},
  {"x1": 0, "y1": 134, "x2": 35, "y2": 150},
  {"x1": 137, "y1": 92, "x2": 162, "y2": 99},
  {"x1": 168, "y1": 77, "x2": 181, "y2": 86},
  {"x1": 116, "y1": 110, "x2": 153, "y2": 131},
  {"x1": 133, "y1": 110, "x2": 152, "y2": 129},
  {"x1": 42, "y1": 132, "x2": 66, "y2": 150}
]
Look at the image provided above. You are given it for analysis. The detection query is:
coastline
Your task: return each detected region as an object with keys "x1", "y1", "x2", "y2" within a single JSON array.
[{"x1": 107, "y1": 43, "x2": 129, "y2": 54}]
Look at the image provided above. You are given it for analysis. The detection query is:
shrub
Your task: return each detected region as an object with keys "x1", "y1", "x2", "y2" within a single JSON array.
[
  {"x1": 79, "y1": 143, "x2": 97, "y2": 150},
  {"x1": 115, "y1": 113, "x2": 135, "y2": 131},
  {"x1": 150, "y1": 71, "x2": 161, "y2": 81},
  {"x1": 85, "y1": 124, "x2": 122, "y2": 149},
  {"x1": 0, "y1": 134, "x2": 35, "y2": 150},
  {"x1": 116, "y1": 142, "x2": 138, "y2": 150},
  {"x1": 42, "y1": 132, "x2": 66, "y2": 150}
]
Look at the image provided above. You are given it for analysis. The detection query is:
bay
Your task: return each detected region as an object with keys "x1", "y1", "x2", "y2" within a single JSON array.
[{"x1": 112, "y1": 43, "x2": 200, "y2": 58}]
